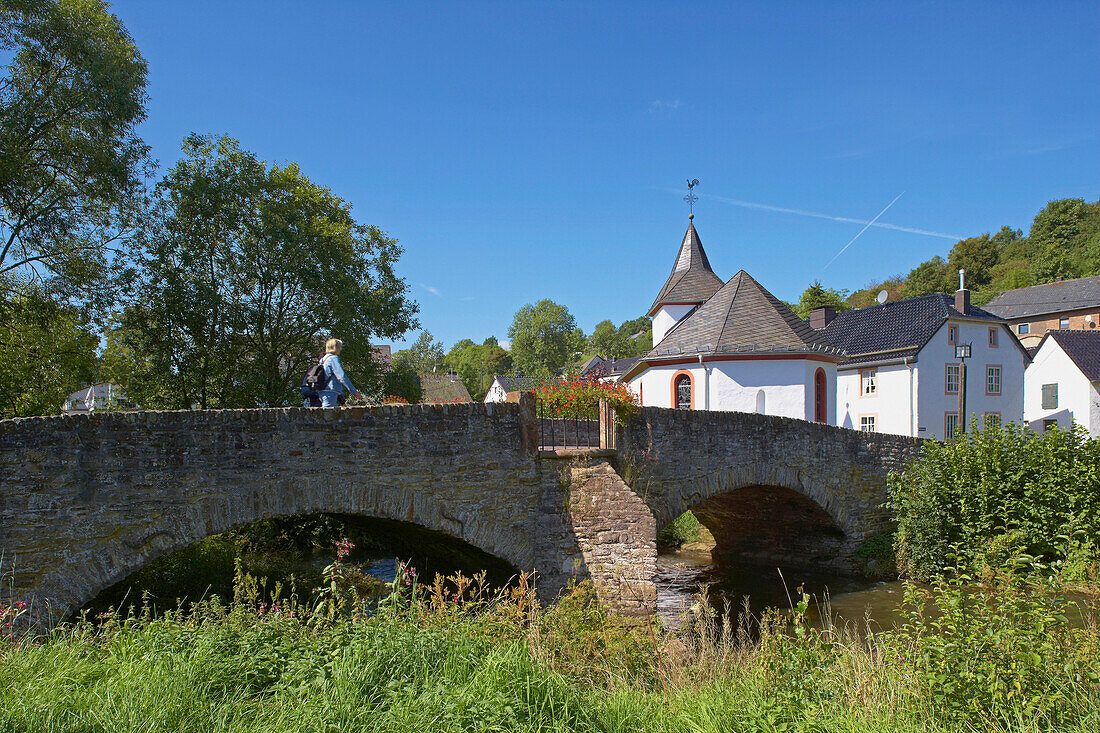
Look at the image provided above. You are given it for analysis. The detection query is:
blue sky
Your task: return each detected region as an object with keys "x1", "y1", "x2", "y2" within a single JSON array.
[{"x1": 112, "y1": 1, "x2": 1099, "y2": 349}]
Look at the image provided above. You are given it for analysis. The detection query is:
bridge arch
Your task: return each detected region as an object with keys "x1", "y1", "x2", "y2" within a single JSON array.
[
  {"x1": 0, "y1": 403, "x2": 550, "y2": 626},
  {"x1": 623, "y1": 406, "x2": 923, "y2": 573},
  {"x1": 73, "y1": 483, "x2": 527, "y2": 618}
]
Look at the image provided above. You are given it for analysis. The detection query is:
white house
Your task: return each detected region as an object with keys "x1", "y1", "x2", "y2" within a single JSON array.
[
  {"x1": 621, "y1": 217, "x2": 843, "y2": 423},
  {"x1": 1023, "y1": 330, "x2": 1100, "y2": 436},
  {"x1": 483, "y1": 375, "x2": 536, "y2": 403},
  {"x1": 819, "y1": 287, "x2": 1030, "y2": 438},
  {"x1": 62, "y1": 383, "x2": 132, "y2": 413}
]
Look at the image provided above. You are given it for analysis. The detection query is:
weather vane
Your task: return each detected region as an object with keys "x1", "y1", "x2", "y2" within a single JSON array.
[{"x1": 684, "y1": 179, "x2": 699, "y2": 218}]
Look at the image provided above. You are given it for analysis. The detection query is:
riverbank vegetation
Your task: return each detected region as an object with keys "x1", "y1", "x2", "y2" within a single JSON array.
[
  {"x1": 890, "y1": 422, "x2": 1100, "y2": 582},
  {"x1": 3, "y1": 549, "x2": 1098, "y2": 732}
]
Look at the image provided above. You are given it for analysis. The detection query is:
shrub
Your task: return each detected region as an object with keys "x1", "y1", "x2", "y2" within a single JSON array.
[
  {"x1": 536, "y1": 377, "x2": 638, "y2": 423},
  {"x1": 889, "y1": 421, "x2": 1100, "y2": 580},
  {"x1": 656, "y1": 511, "x2": 702, "y2": 550}
]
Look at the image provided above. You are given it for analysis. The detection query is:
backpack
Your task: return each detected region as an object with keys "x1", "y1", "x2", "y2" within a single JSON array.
[{"x1": 302, "y1": 361, "x2": 329, "y2": 396}]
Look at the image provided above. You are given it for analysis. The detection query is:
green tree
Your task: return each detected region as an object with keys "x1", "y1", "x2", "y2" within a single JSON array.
[
  {"x1": 0, "y1": 0, "x2": 150, "y2": 311},
  {"x1": 382, "y1": 355, "x2": 422, "y2": 403},
  {"x1": 393, "y1": 330, "x2": 445, "y2": 375},
  {"x1": 794, "y1": 281, "x2": 850, "y2": 319},
  {"x1": 443, "y1": 337, "x2": 511, "y2": 400},
  {"x1": 0, "y1": 288, "x2": 97, "y2": 417},
  {"x1": 587, "y1": 320, "x2": 629, "y2": 359},
  {"x1": 903, "y1": 256, "x2": 953, "y2": 298},
  {"x1": 114, "y1": 134, "x2": 416, "y2": 409},
  {"x1": 507, "y1": 299, "x2": 582, "y2": 376},
  {"x1": 1029, "y1": 198, "x2": 1098, "y2": 282},
  {"x1": 947, "y1": 234, "x2": 1001, "y2": 289}
]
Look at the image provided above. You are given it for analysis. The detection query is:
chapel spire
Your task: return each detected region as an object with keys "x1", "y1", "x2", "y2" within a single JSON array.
[{"x1": 647, "y1": 217, "x2": 723, "y2": 317}]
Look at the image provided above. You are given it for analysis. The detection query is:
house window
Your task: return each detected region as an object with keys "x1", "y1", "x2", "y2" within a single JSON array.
[
  {"x1": 986, "y1": 366, "x2": 1001, "y2": 395},
  {"x1": 1018, "y1": 323, "x2": 1030, "y2": 335},
  {"x1": 1043, "y1": 419, "x2": 1058, "y2": 432},
  {"x1": 674, "y1": 373, "x2": 692, "y2": 410},
  {"x1": 945, "y1": 413, "x2": 960, "y2": 440},
  {"x1": 988, "y1": 328, "x2": 998, "y2": 347},
  {"x1": 984, "y1": 412, "x2": 1002, "y2": 429},
  {"x1": 1059, "y1": 316, "x2": 1070, "y2": 329},
  {"x1": 948, "y1": 325, "x2": 958, "y2": 345},
  {"x1": 814, "y1": 368, "x2": 827, "y2": 423},
  {"x1": 1041, "y1": 383, "x2": 1058, "y2": 410},
  {"x1": 860, "y1": 415, "x2": 876, "y2": 432},
  {"x1": 861, "y1": 369, "x2": 877, "y2": 396},
  {"x1": 945, "y1": 364, "x2": 959, "y2": 394}
]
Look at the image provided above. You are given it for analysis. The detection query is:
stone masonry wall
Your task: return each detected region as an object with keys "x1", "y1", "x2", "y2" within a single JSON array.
[
  {"x1": 536, "y1": 460, "x2": 656, "y2": 615},
  {"x1": 0, "y1": 400, "x2": 660, "y2": 626},
  {"x1": 622, "y1": 407, "x2": 924, "y2": 572},
  {"x1": 0, "y1": 403, "x2": 558, "y2": 625}
]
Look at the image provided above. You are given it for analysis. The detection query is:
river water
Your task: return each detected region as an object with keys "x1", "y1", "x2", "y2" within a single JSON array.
[{"x1": 656, "y1": 547, "x2": 909, "y2": 631}]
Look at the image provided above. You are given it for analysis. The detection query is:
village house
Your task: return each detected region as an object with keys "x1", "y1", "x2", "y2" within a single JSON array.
[
  {"x1": 983, "y1": 275, "x2": 1100, "y2": 348},
  {"x1": 818, "y1": 280, "x2": 1029, "y2": 438},
  {"x1": 621, "y1": 217, "x2": 843, "y2": 422},
  {"x1": 1023, "y1": 330, "x2": 1100, "y2": 436},
  {"x1": 482, "y1": 375, "x2": 536, "y2": 403},
  {"x1": 62, "y1": 383, "x2": 133, "y2": 414}
]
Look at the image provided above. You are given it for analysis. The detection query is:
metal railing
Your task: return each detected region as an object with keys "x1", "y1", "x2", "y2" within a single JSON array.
[{"x1": 535, "y1": 397, "x2": 616, "y2": 450}]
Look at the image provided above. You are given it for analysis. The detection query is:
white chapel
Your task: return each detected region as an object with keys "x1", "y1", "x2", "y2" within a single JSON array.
[{"x1": 621, "y1": 216, "x2": 843, "y2": 423}]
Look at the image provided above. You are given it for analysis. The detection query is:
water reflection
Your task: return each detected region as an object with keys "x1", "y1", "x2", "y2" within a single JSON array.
[{"x1": 656, "y1": 548, "x2": 907, "y2": 631}]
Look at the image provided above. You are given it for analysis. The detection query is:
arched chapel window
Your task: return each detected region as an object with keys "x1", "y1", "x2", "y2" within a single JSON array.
[
  {"x1": 674, "y1": 374, "x2": 692, "y2": 410},
  {"x1": 814, "y1": 368, "x2": 827, "y2": 423}
]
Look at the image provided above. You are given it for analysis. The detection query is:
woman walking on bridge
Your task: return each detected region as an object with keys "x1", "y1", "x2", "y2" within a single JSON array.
[{"x1": 320, "y1": 338, "x2": 363, "y2": 407}]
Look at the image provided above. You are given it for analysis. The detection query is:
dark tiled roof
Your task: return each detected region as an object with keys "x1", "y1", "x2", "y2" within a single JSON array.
[
  {"x1": 492, "y1": 375, "x2": 536, "y2": 392},
  {"x1": 578, "y1": 355, "x2": 609, "y2": 377},
  {"x1": 610, "y1": 356, "x2": 642, "y2": 375},
  {"x1": 648, "y1": 270, "x2": 841, "y2": 358},
  {"x1": 648, "y1": 221, "x2": 724, "y2": 316},
  {"x1": 418, "y1": 375, "x2": 472, "y2": 403},
  {"x1": 1043, "y1": 330, "x2": 1100, "y2": 381},
  {"x1": 984, "y1": 275, "x2": 1100, "y2": 320},
  {"x1": 821, "y1": 294, "x2": 1004, "y2": 367}
]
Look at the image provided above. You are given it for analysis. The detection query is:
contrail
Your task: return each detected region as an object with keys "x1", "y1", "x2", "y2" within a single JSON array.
[
  {"x1": 699, "y1": 192, "x2": 961, "y2": 240},
  {"x1": 823, "y1": 192, "x2": 906, "y2": 269}
]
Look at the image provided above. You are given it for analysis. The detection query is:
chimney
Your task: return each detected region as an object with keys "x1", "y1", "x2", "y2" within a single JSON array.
[
  {"x1": 810, "y1": 306, "x2": 837, "y2": 330},
  {"x1": 955, "y1": 268, "x2": 970, "y2": 315}
]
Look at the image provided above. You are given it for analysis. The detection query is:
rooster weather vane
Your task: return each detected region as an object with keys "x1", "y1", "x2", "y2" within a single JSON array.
[{"x1": 684, "y1": 179, "x2": 699, "y2": 218}]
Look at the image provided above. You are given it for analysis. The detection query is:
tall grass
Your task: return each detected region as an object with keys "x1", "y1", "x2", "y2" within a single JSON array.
[{"x1": 1, "y1": 556, "x2": 1098, "y2": 732}]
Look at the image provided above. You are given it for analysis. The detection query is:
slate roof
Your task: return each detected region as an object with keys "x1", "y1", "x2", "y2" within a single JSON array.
[
  {"x1": 610, "y1": 356, "x2": 642, "y2": 375},
  {"x1": 578, "y1": 355, "x2": 610, "y2": 377},
  {"x1": 647, "y1": 270, "x2": 841, "y2": 358},
  {"x1": 418, "y1": 374, "x2": 472, "y2": 403},
  {"x1": 647, "y1": 220, "x2": 724, "y2": 316},
  {"x1": 491, "y1": 375, "x2": 536, "y2": 392},
  {"x1": 821, "y1": 294, "x2": 1005, "y2": 367},
  {"x1": 984, "y1": 275, "x2": 1100, "y2": 320},
  {"x1": 1041, "y1": 330, "x2": 1100, "y2": 382}
]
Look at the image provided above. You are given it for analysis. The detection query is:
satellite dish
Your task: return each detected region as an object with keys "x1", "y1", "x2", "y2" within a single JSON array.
[{"x1": 876, "y1": 290, "x2": 889, "y2": 305}]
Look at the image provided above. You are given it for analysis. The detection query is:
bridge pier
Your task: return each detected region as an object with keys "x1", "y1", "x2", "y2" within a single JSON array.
[{"x1": 534, "y1": 458, "x2": 655, "y2": 615}]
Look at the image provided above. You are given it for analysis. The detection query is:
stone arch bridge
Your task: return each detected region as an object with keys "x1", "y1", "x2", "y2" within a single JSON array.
[{"x1": 0, "y1": 399, "x2": 921, "y2": 627}]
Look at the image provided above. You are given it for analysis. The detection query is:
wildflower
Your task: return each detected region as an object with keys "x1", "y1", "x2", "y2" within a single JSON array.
[{"x1": 335, "y1": 537, "x2": 355, "y2": 560}]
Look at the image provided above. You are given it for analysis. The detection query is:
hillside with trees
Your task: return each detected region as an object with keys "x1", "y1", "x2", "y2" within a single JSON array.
[{"x1": 803, "y1": 198, "x2": 1100, "y2": 311}]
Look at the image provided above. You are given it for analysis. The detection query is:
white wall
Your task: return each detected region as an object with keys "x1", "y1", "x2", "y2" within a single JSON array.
[
  {"x1": 837, "y1": 362, "x2": 915, "y2": 436},
  {"x1": 483, "y1": 381, "x2": 507, "y2": 403},
  {"x1": 1024, "y1": 339, "x2": 1100, "y2": 436},
  {"x1": 917, "y1": 320, "x2": 1026, "y2": 438},
  {"x1": 628, "y1": 357, "x2": 836, "y2": 423},
  {"x1": 652, "y1": 304, "x2": 697, "y2": 347}
]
